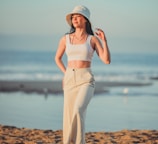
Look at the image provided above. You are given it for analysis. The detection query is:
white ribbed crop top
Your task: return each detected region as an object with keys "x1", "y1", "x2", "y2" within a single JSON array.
[{"x1": 65, "y1": 34, "x2": 94, "y2": 62}]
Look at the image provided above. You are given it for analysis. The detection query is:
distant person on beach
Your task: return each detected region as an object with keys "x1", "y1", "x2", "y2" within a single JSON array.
[{"x1": 55, "y1": 5, "x2": 111, "y2": 144}]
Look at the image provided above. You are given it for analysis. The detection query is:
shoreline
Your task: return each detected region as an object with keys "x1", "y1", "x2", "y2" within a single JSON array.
[
  {"x1": 0, "y1": 124, "x2": 158, "y2": 144},
  {"x1": 0, "y1": 80, "x2": 152, "y2": 94}
]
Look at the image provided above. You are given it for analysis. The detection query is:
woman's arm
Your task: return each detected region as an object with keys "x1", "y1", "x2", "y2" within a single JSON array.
[
  {"x1": 92, "y1": 28, "x2": 111, "y2": 64},
  {"x1": 55, "y1": 36, "x2": 67, "y2": 73}
]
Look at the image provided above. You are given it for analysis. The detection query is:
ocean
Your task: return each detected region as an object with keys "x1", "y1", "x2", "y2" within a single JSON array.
[{"x1": 0, "y1": 49, "x2": 158, "y2": 132}]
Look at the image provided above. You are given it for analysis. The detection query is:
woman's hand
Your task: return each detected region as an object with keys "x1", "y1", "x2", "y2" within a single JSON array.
[
  {"x1": 93, "y1": 28, "x2": 111, "y2": 64},
  {"x1": 95, "y1": 28, "x2": 107, "y2": 41}
]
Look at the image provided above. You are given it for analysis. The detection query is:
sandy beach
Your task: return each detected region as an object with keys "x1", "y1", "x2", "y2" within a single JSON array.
[{"x1": 0, "y1": 124, "x2": 158, "y2": 144}]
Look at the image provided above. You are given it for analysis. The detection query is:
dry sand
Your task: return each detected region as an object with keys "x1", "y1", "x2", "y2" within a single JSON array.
[{"x1": 0, "y1": 124, "x2": 158, "y2": 144}]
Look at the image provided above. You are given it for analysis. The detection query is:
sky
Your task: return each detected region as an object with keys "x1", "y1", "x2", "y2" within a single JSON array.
[{"x1": 0, "y1": 0, "x2": 158, "y2": 53}]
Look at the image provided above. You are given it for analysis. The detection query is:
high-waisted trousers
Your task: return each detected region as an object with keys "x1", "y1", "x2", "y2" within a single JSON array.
[{"x1": 63, "y1": 67, "x2": 95, "y2": 144}]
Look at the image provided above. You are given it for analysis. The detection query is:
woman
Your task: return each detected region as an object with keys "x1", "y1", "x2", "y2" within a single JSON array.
[{"x1": 55, "y1": 5, "x2": 111, "y2": 144}]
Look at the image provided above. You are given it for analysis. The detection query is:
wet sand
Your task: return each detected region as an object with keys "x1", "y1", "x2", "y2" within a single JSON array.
[
  {"x1": 0, "y1": 125, "x2": 158, "y2": 144},
  {"x1": 0, "y1": 80, "x2": 152, "y2": 94}
]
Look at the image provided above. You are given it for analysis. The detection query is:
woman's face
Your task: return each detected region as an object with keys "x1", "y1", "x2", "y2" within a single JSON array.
[{"x1": 71, "y1": 14, "x2": 87, "y2": 28}]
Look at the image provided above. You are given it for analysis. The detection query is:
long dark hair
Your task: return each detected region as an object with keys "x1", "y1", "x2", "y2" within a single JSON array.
[{"x1": 68, "y1": 17, "x2": 94, "y2": 35}]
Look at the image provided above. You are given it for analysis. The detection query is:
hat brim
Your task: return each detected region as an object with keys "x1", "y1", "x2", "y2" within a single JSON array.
[
  {"x1": 66, "y1": 12, "x2": 90, "y2": 26},
  {"x1": 66, "y1": 13, "x2": 73, "y2": 26}
]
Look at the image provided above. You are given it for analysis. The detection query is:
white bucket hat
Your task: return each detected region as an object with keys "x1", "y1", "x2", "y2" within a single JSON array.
[{"x1": 66, "y1": 5, "x2": 90, "y2": 26}]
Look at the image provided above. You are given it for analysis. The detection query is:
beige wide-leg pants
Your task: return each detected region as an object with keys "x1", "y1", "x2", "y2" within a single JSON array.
[{"x1": 63, "y1": 67, "x2": 95, "y2": 144}]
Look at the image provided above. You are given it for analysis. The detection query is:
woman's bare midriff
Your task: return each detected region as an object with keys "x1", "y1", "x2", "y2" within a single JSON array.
[{"x1": 68, "y1": 60, "x2": 91, "y2": 68}]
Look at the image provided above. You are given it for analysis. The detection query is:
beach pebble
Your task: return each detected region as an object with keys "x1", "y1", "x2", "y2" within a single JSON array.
[{"x1": 0, "y1": 125, "x2": 158, "y2": 143}]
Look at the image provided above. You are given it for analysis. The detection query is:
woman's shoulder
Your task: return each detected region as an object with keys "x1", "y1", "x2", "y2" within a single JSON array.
[
  {"x1": 63, "y1": 33, "x2": 74, "y2": 39},
  {"x1": 90, "y1": 35, "x2": 99, "y2": 42},
  {"x1": 59, "y1": 33, "x2": 73, "y2": 45},
  {"x1": 58, "y1": 35, "x2": 67, "y2": 45},
  {"x1": 88, "y1": 35, "x2": 96, "y2": 49}
]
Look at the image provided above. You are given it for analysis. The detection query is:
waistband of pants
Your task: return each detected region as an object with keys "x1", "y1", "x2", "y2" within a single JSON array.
[{"x1": 66, "y1": 67, "x2": 91, "y2": 72}]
